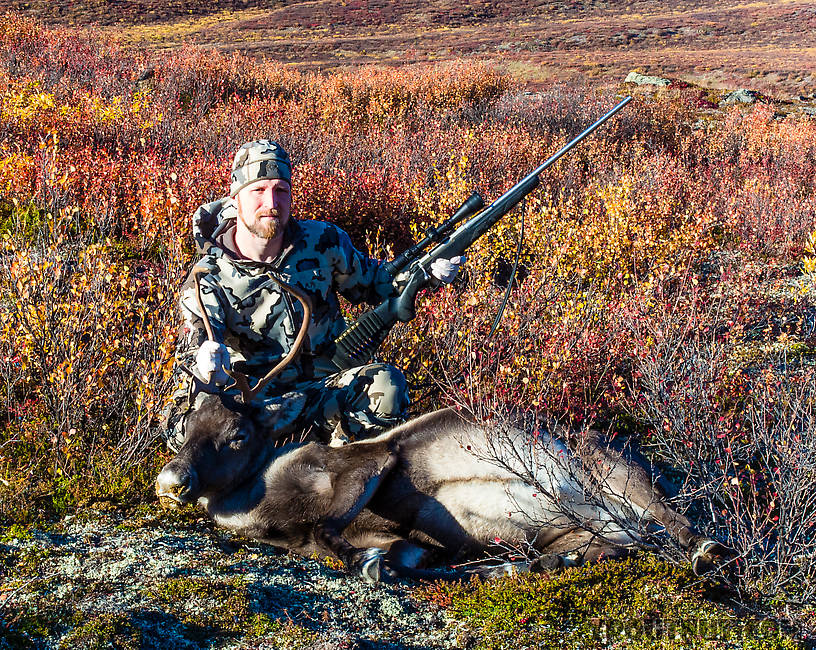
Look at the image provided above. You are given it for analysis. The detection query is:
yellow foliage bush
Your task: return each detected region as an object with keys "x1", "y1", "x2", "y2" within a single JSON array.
[{"x1": 0, "y1": 220, "x2": 178, "y2": 519}]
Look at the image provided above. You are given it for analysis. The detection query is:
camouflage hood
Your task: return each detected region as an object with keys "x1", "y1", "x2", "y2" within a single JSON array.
[{"x1": 191, "y1": 197, "x2": 237, "y2": 258}]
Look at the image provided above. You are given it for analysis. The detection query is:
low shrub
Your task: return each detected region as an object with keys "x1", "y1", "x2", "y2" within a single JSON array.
[
  {"x1": 416, "y1": 556, "x2": 800, "y2": 649},
  {"x1": 0, "y1": 9, "x2": 815, "y2": 632}
]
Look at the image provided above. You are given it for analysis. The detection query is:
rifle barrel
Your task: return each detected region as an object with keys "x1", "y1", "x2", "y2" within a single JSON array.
[
  {"x1": 416, "y1": 95, "x2": 633, "y2": 266},
  {"x1": 528, "y1": 95, "x2": 631, "y2": 182},
  {"x1": 487, "y1": 95, "x2": 632, "y2": 216}
]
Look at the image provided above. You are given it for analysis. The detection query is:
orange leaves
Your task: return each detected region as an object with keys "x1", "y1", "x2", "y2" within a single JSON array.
[{"x1": 303, "y1": 60, "x2": 510, "y2": 127}]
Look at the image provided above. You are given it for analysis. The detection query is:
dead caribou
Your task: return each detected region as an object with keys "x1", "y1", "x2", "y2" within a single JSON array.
[
  {"x1": 157, "y1": 391, "x2": 733, "y2": 582},
  {"x1": 156, "y1": 277, "x2": 729, "y2": 582}
]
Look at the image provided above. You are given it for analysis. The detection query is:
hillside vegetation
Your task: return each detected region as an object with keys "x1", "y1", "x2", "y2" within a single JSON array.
[
  {"x1": 1, "y1": 0, "x2": 814, "y2": 95},
  {"x1": 0, "y1": 11, "x2": 815, "y2": 647}
]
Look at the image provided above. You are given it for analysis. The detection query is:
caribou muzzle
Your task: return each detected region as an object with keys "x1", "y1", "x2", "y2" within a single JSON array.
[{"x1": 155, "y1": 462, "x2": 200, "y2": 510}]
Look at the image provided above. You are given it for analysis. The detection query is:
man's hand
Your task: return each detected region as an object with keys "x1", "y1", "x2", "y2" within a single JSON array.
[
  {"x1": 430, "y1": 255, "x2": 466, "y2": 284},
  {"x1": 196, "y1": 341, "x2": 232, "y2": 385}
]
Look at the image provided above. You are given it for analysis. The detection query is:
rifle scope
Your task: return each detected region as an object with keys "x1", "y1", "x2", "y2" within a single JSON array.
[{"x1": 382, "y1": 191, "x2": 484, "y2": 277}]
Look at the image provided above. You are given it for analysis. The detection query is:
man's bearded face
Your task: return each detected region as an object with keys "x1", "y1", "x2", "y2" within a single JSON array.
[{"x1": 236, "y1": 179, "x2": 291, "y2": 241}]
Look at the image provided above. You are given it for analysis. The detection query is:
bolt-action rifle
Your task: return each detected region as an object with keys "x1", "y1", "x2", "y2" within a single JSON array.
[{"x1": 331, "y1": 96, "x2": 632, "y2": 370}]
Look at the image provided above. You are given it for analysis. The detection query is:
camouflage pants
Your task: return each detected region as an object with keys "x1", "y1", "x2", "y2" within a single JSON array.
[
  {"x1": 166, "y1": 362, "x2": 409, "y2": 452},
  {"x1": 299, "y1": 362, "x2": 409, "y2": 443}
]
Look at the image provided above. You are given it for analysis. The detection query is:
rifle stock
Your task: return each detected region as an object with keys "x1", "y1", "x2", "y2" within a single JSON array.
[{"x1": 332, "y1": 96, "x2": 632, "y2": 370}]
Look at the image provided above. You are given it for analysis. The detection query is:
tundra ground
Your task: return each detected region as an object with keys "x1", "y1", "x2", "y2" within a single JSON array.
[
  {"x1": 0, "y1": 0, "x2": 815, "y2": 95},
  {"x1": 0, "y1": 510, "x2": 801, "y2": 649}
]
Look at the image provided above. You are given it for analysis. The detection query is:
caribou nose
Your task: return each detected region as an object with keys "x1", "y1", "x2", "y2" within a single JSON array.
[{"x1": 155, "y1": 463, "x2": 199, "y2": 509}]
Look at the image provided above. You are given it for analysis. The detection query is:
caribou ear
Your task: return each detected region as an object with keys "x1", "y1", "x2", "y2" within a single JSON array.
[{"x1": 243, "y1": 402, "x2": 276, "y2": 432}]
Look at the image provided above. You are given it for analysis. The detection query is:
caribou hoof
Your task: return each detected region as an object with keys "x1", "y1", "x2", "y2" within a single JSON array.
[
  {"x1": 357, "y1": 547, "x2": 386, "y2": 583},
  {"x1": 691, "y1": 539, "x2": 735, "y2": 576}
]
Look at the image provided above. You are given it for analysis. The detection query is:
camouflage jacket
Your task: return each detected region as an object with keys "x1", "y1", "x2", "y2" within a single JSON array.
[{"x1": 177, "y1": 197, "x2": 396, "y2": 390}]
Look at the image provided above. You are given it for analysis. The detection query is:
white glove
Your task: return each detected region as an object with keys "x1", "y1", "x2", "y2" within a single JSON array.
[
  {"x1": 196, "y1": 341, "x2": 231, "y2": 385},
  {"x1": 429, "y1": 255, "x2": 465, "y2": 284}
]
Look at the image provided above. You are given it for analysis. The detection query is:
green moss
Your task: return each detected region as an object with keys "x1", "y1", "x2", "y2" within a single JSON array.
[
  {"x1": 0, "y1": 436, "x2": 168, "y2": 525},
  {"x1": 0, "y1": 523, "x2": 33, "y2": 543},
  {"x1": 417, "y1": 555, "x2": 801, "y2": 649},
  {"x1": 5, "y1": 544, "x2": 61, "y2": 580},
  {"x1": 51, "y1": 472, "x2": 81, "y2": 515},
  {"x1": 90, "y1": 451, "x2": 168, "y2": 507},
  {"x1": 58, "y1": 612, "x2": 141, "y2": 650},
  {"x1": 260, "y1": 619, "x2": 319, "y2": 649},
  {"x1": 12, "y1": 609, "x2": 54, "y2": 640},
  {"x1": 142, "y1": 575, "x2": 284, "y2": 640},
  {"x1": 1, "y1": 600, "x2": 72, "y2": 649}
]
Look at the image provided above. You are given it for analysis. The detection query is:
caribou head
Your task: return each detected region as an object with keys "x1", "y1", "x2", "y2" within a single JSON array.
[
  {"x1": 156, "y1": 266, "x2": 312, "y2": 510},
  {"x1": 155, "y1": 394, "x2": 267, "y2": 509}
]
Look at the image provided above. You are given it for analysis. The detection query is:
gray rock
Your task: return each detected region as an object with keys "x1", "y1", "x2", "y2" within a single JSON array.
[
  {"x1": 801, "y1": 106, "x2": 816, "y2": 116},
  {"x1": 624, "y1": 71, "x2": 671, "y2": 87},
  {"x1": 719, "y1": 89, "x2": 760, "y2": 105}
]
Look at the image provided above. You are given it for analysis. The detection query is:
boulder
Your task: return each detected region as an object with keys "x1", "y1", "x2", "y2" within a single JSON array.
[
  {"x1": 624, "y1": 71, "x2": 671, "y2": 87},
  {"x1": 719, "y1": 89, "x2": 760, "y2": 106}
]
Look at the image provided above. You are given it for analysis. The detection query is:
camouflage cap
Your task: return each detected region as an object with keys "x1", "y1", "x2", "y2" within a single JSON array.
[{"x1": 230, "y1": 140, "x2": 292, "y2": 197}]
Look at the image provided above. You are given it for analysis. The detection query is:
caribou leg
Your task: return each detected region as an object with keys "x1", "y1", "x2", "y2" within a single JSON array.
[
  {"x1": 313, "y1": 451, "x2": 400, "y2": 582},
  {"x1": 574, "y1": 433, "x2": 733, "y2": 574}
]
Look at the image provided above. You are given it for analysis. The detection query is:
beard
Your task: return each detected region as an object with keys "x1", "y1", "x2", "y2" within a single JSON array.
[{"x1": 243, "y1": 207, "x2": 283, "y2": 240}]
